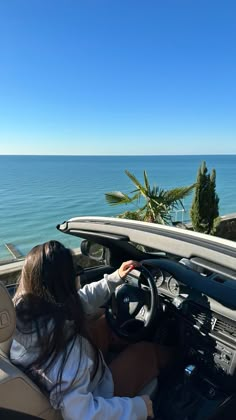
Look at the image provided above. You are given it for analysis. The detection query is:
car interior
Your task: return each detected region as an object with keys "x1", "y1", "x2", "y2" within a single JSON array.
[
  {"x1": 0, "y1": 217, "x2": 236, "y2": 419},
  {"x1": 77, "y1": 238, "x2": 236, "y2": 420}
]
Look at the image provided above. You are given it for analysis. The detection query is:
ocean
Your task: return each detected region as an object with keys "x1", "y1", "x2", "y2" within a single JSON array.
[{"x1": 0, "y1": 155, "x2": 235, "y2": 261}]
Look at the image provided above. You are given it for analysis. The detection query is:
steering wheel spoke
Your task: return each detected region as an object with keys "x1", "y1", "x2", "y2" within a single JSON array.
[{"x1": 135, "y1": 304, "x2": 149, "y2": 322}]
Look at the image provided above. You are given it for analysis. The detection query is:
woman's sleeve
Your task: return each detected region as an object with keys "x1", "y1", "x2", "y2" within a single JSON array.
[
  {"x1": 49, "y1": 341, "x2": 147, "y2": 420},
  {"x1": 78, "y1": 270, "x2": 123, "y2": 315},
  {"x1": 58, "y1": 378, "x2": 147, "y2": 420}
]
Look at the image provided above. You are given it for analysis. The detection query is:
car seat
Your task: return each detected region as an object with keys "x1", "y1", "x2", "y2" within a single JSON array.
[
  {"x1": 0, "y1": 281, "x2": 62, "y2": 419},
  {"x1": 0, "y1": 281, "x2": 157, "y2": 419}
]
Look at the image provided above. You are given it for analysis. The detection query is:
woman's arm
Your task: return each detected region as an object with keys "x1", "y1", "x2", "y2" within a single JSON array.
[
  {"x1": 78, "y1": 271, "x2": 120, "y2": 315},
  {"x1": 78, "y1": 260, "x2": 138, "y2": 315},
  {"x1": 48, "y1": 337, "x2": 148, "y2": 420},
  {"x1": 55, "y1": 377, "x2": 148, "y2": 420},
  {"x1": 60, "y1": 390, "x2": 147, "y2": 420}
]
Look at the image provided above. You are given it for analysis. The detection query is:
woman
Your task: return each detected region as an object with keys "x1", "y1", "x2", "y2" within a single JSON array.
[{"x1": 10, "y1": 240, "x2": 170, "y2": 419}]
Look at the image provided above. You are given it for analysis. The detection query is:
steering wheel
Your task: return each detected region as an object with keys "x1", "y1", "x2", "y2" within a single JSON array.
[{"x1": 105, "y1": 263, "x2": 159, "y2": 341}]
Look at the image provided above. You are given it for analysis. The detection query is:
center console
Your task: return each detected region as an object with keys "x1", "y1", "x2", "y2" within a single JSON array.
[
  {"x1": 183, "y1": 321, "x2": 236, "y2": 390},
  {"x1": 154, "y1": 305, "x2": 236, "y2": 419},
  {"x1": 155, "y1": 364, "x2": 232, "y2": 420}
]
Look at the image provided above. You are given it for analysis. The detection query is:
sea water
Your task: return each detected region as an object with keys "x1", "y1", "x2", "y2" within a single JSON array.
[{"x1": 0, "y1": 155, "x2": 235, "y2": 260}]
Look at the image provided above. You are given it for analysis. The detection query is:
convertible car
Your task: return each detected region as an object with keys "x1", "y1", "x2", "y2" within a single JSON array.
[{"x1": 0, "y1": 216, "x2": 236, "y2": 419}]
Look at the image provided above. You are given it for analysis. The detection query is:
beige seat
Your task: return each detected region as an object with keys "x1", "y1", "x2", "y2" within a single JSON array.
[
  {"x1": 0, "y1": 281, "x2": 157, "y2": 418},
  {"x1": 0, "y1": 281, "x2": 62, "y2": 419}
]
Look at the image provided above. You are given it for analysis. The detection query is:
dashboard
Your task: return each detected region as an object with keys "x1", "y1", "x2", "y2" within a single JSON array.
[
  {"x1": 128, "y1": 263, "x2": 236, "y2": 389},
  {"x1": 157, "y1": 269, "x2": 236, "y2": 388}
]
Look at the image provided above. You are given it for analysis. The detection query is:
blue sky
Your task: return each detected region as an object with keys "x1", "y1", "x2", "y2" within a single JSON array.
[{"x1": 0, "y1": 0, "x2": 235, "y2": 155}]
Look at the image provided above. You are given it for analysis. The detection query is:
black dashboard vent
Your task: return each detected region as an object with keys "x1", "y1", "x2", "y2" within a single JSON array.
[
  {"x1": 187, "y1": 302, "x2": 213, "y2": 333},
  {"x1": 213, "y1": 318, "x2": 236, "y2": 342}
]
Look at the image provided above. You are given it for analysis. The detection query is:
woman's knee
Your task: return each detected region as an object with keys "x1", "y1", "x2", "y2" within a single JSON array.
[{"x1": 129, "y1": 341, "x2": 175, "y2": 371}]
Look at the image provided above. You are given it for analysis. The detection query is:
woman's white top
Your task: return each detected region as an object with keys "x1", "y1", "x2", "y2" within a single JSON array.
[{"x1": 10, "y1": 271, "x2": 148, "y2": 419}]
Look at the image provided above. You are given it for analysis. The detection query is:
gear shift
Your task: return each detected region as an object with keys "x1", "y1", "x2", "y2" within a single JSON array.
[
  {"x1": 181, "y1": 364, "x2": 197, "y2": 408},
  {"x1": 184, "y1": 364, "x2": 196, "y2": 382},
  {"x1": 174, "y1": 365, "x2": 196, "y2": 407}
]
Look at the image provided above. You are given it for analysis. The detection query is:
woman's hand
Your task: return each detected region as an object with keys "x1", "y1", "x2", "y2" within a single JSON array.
[
  {"x1": 118, "y1": 260, "x2": 140, "y2": 280},
  {"x1": 140, "y1": 395, "x2": 154, "y2": 418}
]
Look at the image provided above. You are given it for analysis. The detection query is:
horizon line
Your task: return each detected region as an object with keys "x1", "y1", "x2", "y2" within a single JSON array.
[{"x1": 0, "y1": 153, "x2": 236, "y2": 157}]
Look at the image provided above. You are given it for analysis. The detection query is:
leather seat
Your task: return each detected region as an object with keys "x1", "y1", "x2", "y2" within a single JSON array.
[
  {"x1": 0, "y1": 281, "x2": 157, "y2": 418},
  {"x1": 0, "y1": 282, "x2": 62, "y2": 419}
]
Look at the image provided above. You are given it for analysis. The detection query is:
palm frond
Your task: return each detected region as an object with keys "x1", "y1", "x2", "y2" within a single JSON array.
[
  {"x1": 105, "y1": 191, "x2": 134, "y2": 206},
  {"x1": 163, "y1": 185, "x2": 195, "y2": 205},
  {"x1": 125, "y1": 170, "x2": 148, "y2": 197},
  {"x1": 143, "y1": 170, "x2": 150, "y2": 192}
]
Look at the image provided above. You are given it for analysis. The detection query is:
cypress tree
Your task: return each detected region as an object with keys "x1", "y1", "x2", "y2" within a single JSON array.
[{"x1": 190, "y1": 161, "x2": 219, "y2": 234}]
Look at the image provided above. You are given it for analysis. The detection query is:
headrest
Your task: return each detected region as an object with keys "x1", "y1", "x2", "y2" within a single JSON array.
[{"x1": 0, "y1": 282, "x2": 16, "y2": 343}]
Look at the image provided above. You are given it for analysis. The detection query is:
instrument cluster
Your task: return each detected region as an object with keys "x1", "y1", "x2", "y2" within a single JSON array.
[{"x1": 151, "y1": 268, "x2": 181, "y2": 297}]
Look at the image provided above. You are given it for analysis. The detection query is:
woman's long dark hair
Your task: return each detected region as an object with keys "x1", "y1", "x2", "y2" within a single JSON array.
[{"x1": 14, "y1": 240, "x2": 100, "y2": 399}]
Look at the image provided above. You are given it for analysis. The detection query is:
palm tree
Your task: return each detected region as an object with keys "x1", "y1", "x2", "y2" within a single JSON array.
[{"x1": 105, "y1": 170, "x2": 195, "y2": 224}]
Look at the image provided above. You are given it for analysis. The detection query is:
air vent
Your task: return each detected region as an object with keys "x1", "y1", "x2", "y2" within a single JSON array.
[
  {"x1": 187, "y1": 302, "x2": 213, "y2": 332},
  {"x1": 213, "y1": 318, "x2": 236, "y2": 341}
]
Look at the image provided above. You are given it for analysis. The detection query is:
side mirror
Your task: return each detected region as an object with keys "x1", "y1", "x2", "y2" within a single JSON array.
[{"x1": 80, "y1": 240, "x2": 106, "y2": 262}]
